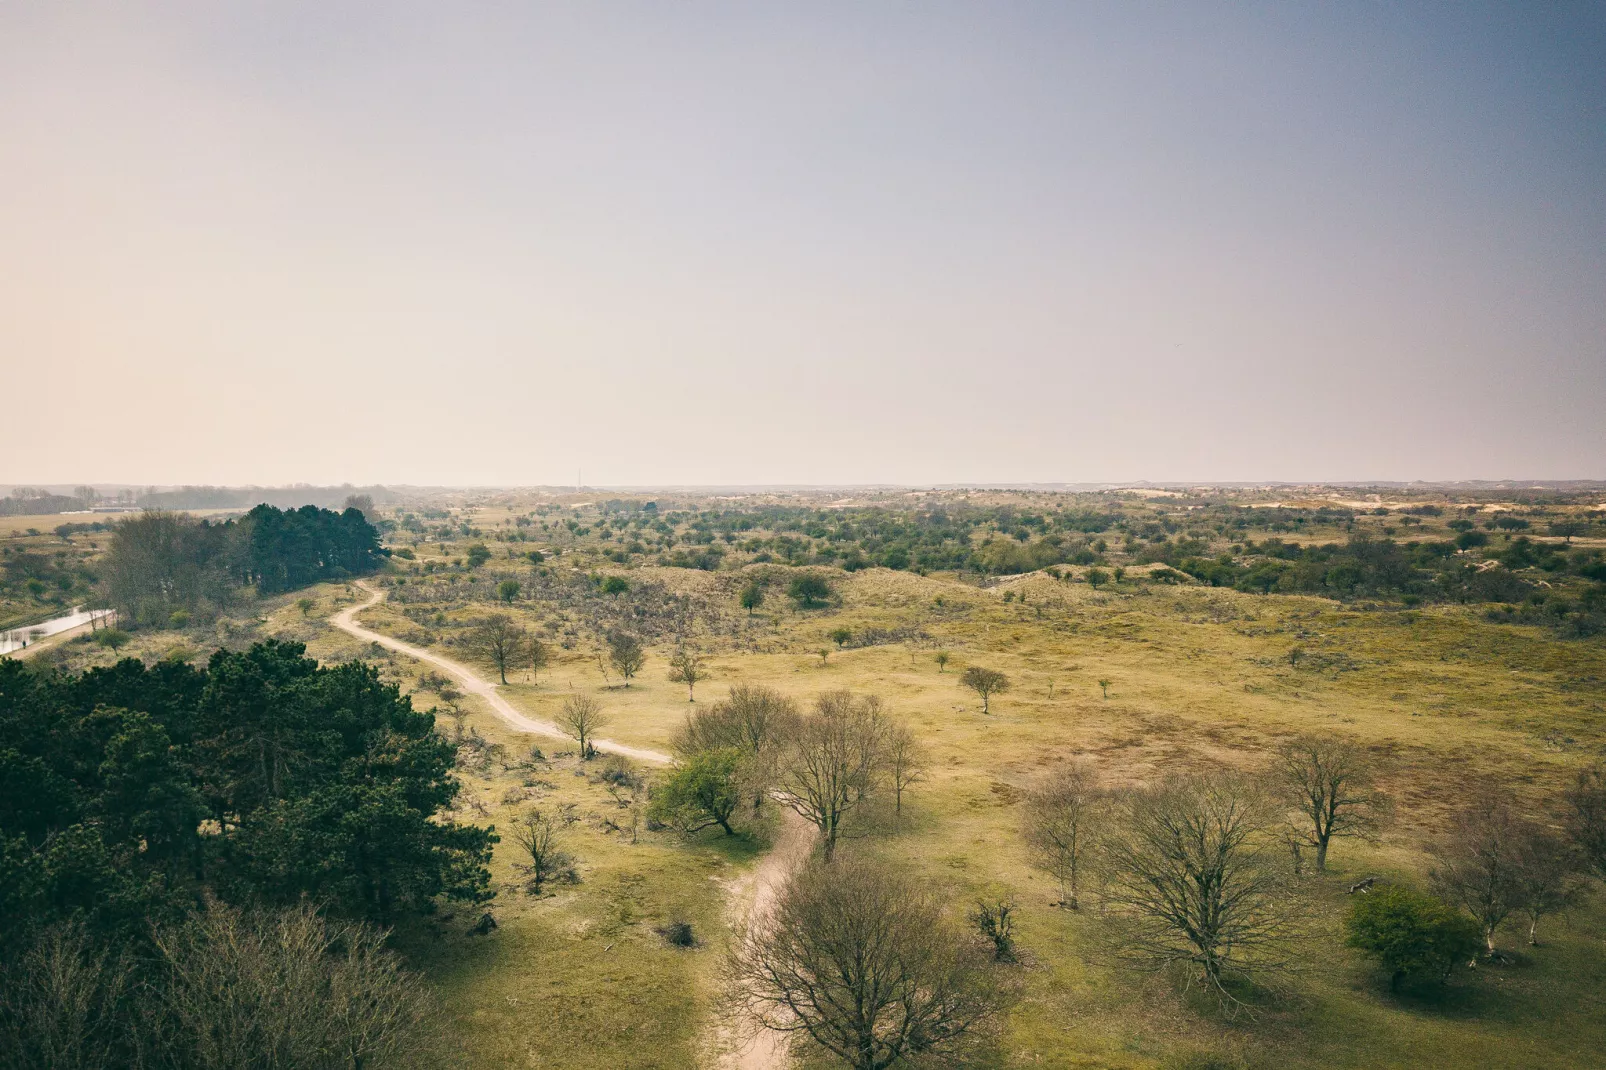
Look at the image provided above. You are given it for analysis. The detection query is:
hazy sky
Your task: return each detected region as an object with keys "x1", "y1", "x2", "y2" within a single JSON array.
[{"x1": 3, "y1": 3, "x2": 1603, "y2": 486}]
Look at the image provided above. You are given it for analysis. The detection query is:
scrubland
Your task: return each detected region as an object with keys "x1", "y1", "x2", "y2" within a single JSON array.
[{"x1": 13, "y1": 488, "x2": 1606, "y2": 1068}]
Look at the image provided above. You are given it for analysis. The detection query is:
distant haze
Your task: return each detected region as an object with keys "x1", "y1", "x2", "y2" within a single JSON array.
[{"x1": 3, "y1": 3, "x2": 1603, "y2": 485}]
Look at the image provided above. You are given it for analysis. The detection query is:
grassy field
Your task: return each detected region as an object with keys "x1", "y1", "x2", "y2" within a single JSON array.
[
  {"x1": 322, "y1": 561, "x2": 1606, "y2": 1068},
  {"x1": 17, "y1": 492, "x2": 1606, "y2": 1069}
]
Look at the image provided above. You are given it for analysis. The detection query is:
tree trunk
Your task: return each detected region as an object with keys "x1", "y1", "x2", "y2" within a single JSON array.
[
  {"x1": 1528, "y1": 915, "x2": 1539, "y2": 946},
  {"x1": 1314, "y1": 838, "x2": 1329, "y2": 872}
]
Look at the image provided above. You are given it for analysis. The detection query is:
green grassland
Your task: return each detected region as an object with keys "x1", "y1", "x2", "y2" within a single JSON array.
[{"x1": 15, "y1": 489, "x2": 1606, "y2": 1068}]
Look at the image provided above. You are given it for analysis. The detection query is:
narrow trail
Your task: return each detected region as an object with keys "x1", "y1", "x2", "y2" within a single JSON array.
[
  {"x1": 716, "y1": 810, "x2": 814, "y2": 1070},
  {"x1": 330, "y1": 582, "x2": 671, "y2": 765},
  {"x1": 330, "y1": 581, "x2": 801, "y2": 1069}
]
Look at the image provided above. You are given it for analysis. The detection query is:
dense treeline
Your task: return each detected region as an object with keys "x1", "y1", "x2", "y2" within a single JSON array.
[
  {"x1": 0, "y1": 492, "x2": 84, "y2": 517},
  {"x1": 0, "y1": 644, "x2": 491, "y2": 1066},
  {"x1": 106, "y1": 505, "x2": 385, "y2": 625},
  {"x1": 0, "y1": 643, "x2": 492, "y2": 943}
]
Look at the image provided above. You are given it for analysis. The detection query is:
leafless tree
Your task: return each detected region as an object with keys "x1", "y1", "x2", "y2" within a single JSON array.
[
  {"x1": 0, "y1": 922, "x2": 135, "y2": 1070},
  {"x1": 1511, "y1": 825, "x2": 1586, "y2": 946},
  {"x1": 960, "y1": 666, "x2": 1010, "y2": 714},
  {"x1": 606, "y1": 631, "x2": 645, "y2": 685},
  {"x1": 153, "y1": 902, "x2": 431, "y2": 1070},
  {"x1": 469, "y1": 614, "x2": 526, "y2": 685},
  {"x1": 1024, "y1": 761, "x2": 1101, "y2": 910},
  {"x1": 1565, "y1": 762, "x2": 1606, "y2": 880},
  {"x1": 1099, "y1": 773, "x2": 1294, "y2": 1000},
  {"x1": 773, "y1": 691, "x2": 888, "y2": 860},
  {"x1": 439, "y1": 701, "x2": 468, "y2": 741},
  {"x1": 728, "y1": 855, "x2": 1008, "y2": 1070},
  {"x1": 1429, "y1": 789, "x2": 1526, "y2": 955},
  {"x1": 674, "y1": 684, "x2": 801, "y2": 809},
  {"x1": 1276, "y1": 735, "x2": 1386, "y2": 872},
  {"x1": 667, "y1": 647, "x2": 707, "y2": 701},
  {"x1": 559, "y1": 694, "x2": 608, "y2": 759},
  {"x1": 509, "y1": 808, "x2": 576, "y2": 892},
  {"x1": 885, "y1": 719, "x2": 927, "y2": 815},
  {"x1": 528, "y1": 636, "x2": 549, "y2": 683}
]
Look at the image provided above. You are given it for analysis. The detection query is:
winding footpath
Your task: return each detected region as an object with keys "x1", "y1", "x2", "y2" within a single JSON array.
[
  {"x1": 331, "y1": 582, "x2": 670, "y2": 764},
  {"x1": 329, "y1": 581, "x2": 798, "y2": 1068}
]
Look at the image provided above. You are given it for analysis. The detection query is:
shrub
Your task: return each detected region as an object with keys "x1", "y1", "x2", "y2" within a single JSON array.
[
  {"x1": 787, "y1": 574, "x2": 831, "y2": 608},
  {"x1": 1345, "y1": 885, "x2": 1482, "y2": 990}
]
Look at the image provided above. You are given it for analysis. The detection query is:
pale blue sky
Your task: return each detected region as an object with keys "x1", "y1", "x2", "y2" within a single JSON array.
[{"x1": 3, "y1": 3, "x2": 1602, "y2": 485}]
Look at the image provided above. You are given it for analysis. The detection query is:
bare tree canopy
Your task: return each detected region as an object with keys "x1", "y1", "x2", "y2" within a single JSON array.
[
  {"x1": 675, "y1": 684, "x2": 801, "y2": 810},
  {"x1": 469, "y1": 614, "x2": 527, "y2": 685},
  {"x1": 607, "y1": 631, "x2": 646, "y2": 685},
  {"x1": 885, "y1": 719, "x2": 927, "y2": 815},
  {"x1": 509, "y1": 808, "x2": 575, "y2": 892},
  {"x1": 1511, "y1": 825, "x2": 1585, "y2": 946},
  {"x1": 559, "y1": 695, "x2": 609, "y2": 759},
  {"x1": 0, "y1": 904, "x2": 440, "y2": 1070},
  {"x1": 667, "y1": 647, "x2": 708, "y2": 701},
  {"x1": 1276, "y1": 735, "x2": 1386, "y2": 872},
  {"x1": 674, "y1": 684, "x2": 801, "y2": 760},
  {"x1": 773, "y1": 691, "x2": 889, "y2": 860},
  {"x1": 1429, "y1": 789, "x2": 1527, "y2": 955},
  {"x1": 1099, "y1": 773, "x2": 1294, "y2": 1000},
  {"x1": 1023, "y1": 761, "x2": 1101, "y2": 910},
  {"x1": 959, "y1": 667, "x2": 1010, "y2": 714},
  {"x1": 729, "y1": 855, "x2": 1007, "y2": 1070},
  {"x1": 1565, "y1": 763, "x2": 1606, "y2": 880},
  {"x1": 1432, "y1": 788, "x2": 1585, "y2": 954}
]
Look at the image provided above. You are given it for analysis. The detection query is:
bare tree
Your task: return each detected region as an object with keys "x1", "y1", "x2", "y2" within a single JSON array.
[
  {"x1": 773, "y1": 691, "x2": 888, "y2": 860},
  {"x1": 528, "y1": 636, "x2": 549, "y2": 683},
  {"x1": 439, "y1": 701, "x2": 468, "y2": 741},
  {"x1": 1565, "y1": 762, "x2": 1606, "y2": 880},
  {"x1": 559, "y1": 695, "x2": 608, "y2": 759},
  {"x1": 1429, "y1": 789, "x2": 1525, "y2": 955},
  {"x1": 1276, "y1": 735, "x2": 1386, "y2": 872},
  {"x1": 1511, "y1": 825, "x2": 1585, "y2": 946},
  {"x1": 469, "y1": 614, "x2": 526, "y2": 685},
  {"x1": 675, "y1": 684, "x2": 801, "y2": 809},
  {"x1": 1100, "y1": 773, "x2": 1293, "y2": 999},
  {"x1": 508, "y1": 808, "x2": 575, "y2": 892},
  {"x1": 729, "y1": 855, "x2": 1007, "y2": 1070},
  {"x1": 1023, "y1": 762, "x2": 1101, "y2": 909},
  {"x1": 885, "y1": 719, "x2": 927, "y2": 814},
  {"x1": 960, "y1": 667, "x2": 1010, "y2": 714},
  {"x1": 606, "y1": 631, "x2": 646, "y2": 685},
  {"x1": 153, "y1": 903, "x2": 431, "y2": 1070},
  {"x1": 0, "y1": 922, "x2": 135, "y2": 1070},
  {"x1": 667, "y1": 647, "x2": 707, "y2": 701}
]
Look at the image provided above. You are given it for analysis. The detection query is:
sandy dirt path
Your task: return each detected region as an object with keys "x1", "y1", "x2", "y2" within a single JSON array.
[
  {"x1": 715, "y1": 808, "x2": 814, "y2": 1070},
  {"x1": 332, "y1": 581, "x2": 803, "y2": 1069},
  {"x1": 330, "y1": 582, "x2": 671, "y2": 765}
]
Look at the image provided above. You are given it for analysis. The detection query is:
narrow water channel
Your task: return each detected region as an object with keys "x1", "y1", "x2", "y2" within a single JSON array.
[{"x1": 0, "y1": 607, "x2": 116, "y2": 656}]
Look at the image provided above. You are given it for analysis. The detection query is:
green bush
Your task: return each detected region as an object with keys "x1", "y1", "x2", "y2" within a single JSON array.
[
  {"x1": 787, "y1": 574, "x2": 831, "y2": 608},
  {"x1": 1345, "y1": 885, "x2": 1482, "y2": 990}
]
